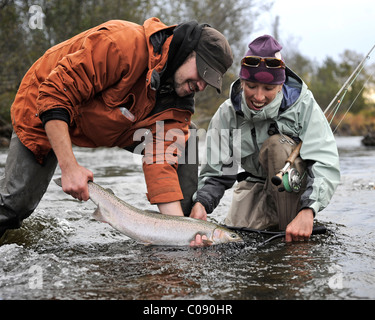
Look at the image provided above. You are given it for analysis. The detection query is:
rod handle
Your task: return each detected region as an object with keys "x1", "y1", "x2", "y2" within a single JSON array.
[
  {"x1": 271, "y1": 141, "x2": 302, "y2": 187},
  {"x1": 311, "y1": 225, "x2": 327, "y2": 235},
  {"x1": 287, "y1": 141, "x2": 302, "y2": 164},
  {"x1": 271, "y1": 173, "x2": 283, "y2": 186}
]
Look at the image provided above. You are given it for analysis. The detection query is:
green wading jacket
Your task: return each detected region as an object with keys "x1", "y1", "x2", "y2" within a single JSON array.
[{"x1": 194, "y1": 68, "x2": 341, "y2": 216}]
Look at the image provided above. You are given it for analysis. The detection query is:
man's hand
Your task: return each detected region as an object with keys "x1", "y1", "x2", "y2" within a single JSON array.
[
  {"x1": 285, "y1": 208, "x2": 314, "y2": 242},
  {"x1": 45, "y1": 120, "x2": 93, "y2": 201},
  {"x1": 60, "y1": 165, "x2": 93, "y2": 201}
]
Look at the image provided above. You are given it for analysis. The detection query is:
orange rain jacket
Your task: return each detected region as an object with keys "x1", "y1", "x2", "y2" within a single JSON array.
[{"x1": 11, "y1": 18, "x2": 192, "y2": 204}]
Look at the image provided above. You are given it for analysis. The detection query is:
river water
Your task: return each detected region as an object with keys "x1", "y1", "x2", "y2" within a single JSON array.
[{"x1": 0, "y1": 136, "x2": 374, "y2": 301}]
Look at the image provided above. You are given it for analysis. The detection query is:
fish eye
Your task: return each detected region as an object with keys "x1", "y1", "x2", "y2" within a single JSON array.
[{"x1": 230, "y1": 233, "x2": 238, "y2": 238}]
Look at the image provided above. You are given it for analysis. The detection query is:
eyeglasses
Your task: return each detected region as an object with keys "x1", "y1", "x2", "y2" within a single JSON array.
[{"x1": 241, "y1": 56, "x2": 286, "y2": 69}]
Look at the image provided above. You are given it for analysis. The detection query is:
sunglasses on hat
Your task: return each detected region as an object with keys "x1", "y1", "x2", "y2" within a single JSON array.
[{"x1": 241, "y1": 56, "x2": 285, "y2": 69}]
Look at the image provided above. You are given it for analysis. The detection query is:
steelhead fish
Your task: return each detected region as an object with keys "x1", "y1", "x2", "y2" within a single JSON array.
[{"x1": 54, "y1": 178, "x2": 243, "y2": 246}]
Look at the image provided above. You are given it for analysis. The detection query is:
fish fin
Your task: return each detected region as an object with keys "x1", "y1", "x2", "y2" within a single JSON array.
[
  {"x1": 145, "y1": 210, "x2": 161, "y2": 214},
  {"x1": 142, "y1": 242, "x2": 153, "y2": 246},
  {"x1": 202, "y1": 239, "x2": 213, "y2": 246},
  {"x1": 54, "y1": 178, "x2": 62, "y2": 187},
  {"x1": 92, "y1": 205, "x2": 106, "y2": 222},
  {"x1": 105, "y1": 188, "x2": 115, "y2": 195}
]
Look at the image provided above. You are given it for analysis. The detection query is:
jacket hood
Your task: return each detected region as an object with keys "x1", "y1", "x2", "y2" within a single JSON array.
[
  {"x1": 160, "y1": 21, "x2": 206, "y2": 83},
  {"x1": 143, "y1": 18, "x2": 205, "y2": 88}
]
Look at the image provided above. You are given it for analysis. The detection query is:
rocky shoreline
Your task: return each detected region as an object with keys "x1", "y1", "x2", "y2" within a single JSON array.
[
  {"x1": 0, "y1": 122, "x2": 11, "y2": 148},
  {"x1": 362, "y1": 131, "x2": 375, "y2": 146},
  {"x1": 0, "y1": 123, "x2": 374, "y2": 149}
]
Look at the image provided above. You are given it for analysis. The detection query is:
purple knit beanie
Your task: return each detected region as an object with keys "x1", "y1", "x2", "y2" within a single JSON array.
[{"x1": 239, "y1": 35, "x2": 286, "y2": 84}]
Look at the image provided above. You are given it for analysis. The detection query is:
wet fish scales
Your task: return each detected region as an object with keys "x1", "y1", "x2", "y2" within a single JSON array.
[{"x1": 54, "y1": 178, "x2": 243, "y2": 246}]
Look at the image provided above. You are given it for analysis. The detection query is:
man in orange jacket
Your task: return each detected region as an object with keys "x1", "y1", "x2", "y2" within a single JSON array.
[{"x1": 0, "y1": 17, "x2": 233, "y2": 239}]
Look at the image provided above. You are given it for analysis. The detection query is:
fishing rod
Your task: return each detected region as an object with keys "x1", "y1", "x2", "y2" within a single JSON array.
[
  {"x1": 272, "y1": 44, "x2": 375, "y2": 192},
  {"x1": 224, "y1": 225, "x2": 327, "y2": 246},
  {"x1": 325, "y1": 44, "x2": 375, "y2": 118},
  {"x1": 258, "y1": 225, "x2": 327, "y2": 246}
]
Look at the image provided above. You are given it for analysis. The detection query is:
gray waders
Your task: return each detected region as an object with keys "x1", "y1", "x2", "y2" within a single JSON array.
[
  {"x1": 224, "y1": 134, "x2": 307, "y2": 231},
  {"x1": 177, "y1": 124, "x2": 199, "y2": 217},
  {"x1": 0, "y1": 132, "x2": 57, "y2": 238}
]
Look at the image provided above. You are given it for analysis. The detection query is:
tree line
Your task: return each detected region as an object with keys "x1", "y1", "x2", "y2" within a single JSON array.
[{"x1": 1, "y1": 0, "x2": 374, "y2": 137}]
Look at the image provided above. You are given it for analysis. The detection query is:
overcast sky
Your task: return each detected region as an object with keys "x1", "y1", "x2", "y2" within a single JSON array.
[{"x1": 250, "y1": 0, "x2": 375, "y2": 63}]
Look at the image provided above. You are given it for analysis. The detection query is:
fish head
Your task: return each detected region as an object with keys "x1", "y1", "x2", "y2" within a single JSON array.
[{"x1": 211, "y1": 227, "x2": 243, "y2": 244}]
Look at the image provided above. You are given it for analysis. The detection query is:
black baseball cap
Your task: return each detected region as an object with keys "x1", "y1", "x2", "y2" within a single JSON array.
[{"x1": 195, "y1": 27, "x2": 233, "y2": 93}]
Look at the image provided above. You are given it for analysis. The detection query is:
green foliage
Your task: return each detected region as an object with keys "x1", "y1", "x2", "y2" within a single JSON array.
[
  {"x1": 281, "y1": 47, "x2": 375, "y2": 118},
  {"x1": 0, "y1": 0, "x2": 374, "y2": 133},
  {"x1": 0, "y1": 0, "x2": 270, "y2": 127}
]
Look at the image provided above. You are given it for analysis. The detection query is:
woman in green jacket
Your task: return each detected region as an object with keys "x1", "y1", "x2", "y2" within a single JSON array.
[{"x1": 191, "y1": 35, "x2": 340, "y2": 243}]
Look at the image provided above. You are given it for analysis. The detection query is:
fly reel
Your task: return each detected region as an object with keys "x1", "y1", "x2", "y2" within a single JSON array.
[{"x1": 281, "y1": 168, "x2": 302, "y2": 193}]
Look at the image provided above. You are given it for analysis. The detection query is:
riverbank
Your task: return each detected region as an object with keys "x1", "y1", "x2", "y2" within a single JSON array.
[
  {"x1": 0, "y1": 122, "x2": 11, "y2": 148},
  {"x1": 1, "y1": 110, "x2": 375, "y2": 149}
]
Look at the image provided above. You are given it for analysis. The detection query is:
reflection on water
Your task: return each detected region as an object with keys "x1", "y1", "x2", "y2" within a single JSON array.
[{"x1": 1, "y1": 137, "x2": 375, "y2": 300}]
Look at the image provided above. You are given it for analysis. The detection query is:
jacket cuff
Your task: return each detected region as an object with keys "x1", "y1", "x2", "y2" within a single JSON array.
[
  {"x1": 39, "y1": 108, "x2": 71, "y2": 127},
  {"x1": 146, "y1": 190, "x2": 183, "y2": 204},
  {"x1": 299, "y1": 206, "x2": 317, "y2": 217},
  {"x1": 143, "y1": 163, "x2": 183, "y2": 204},
  {"x1": 193, "y1": 196, "x2": 213, "y2": 214}
]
